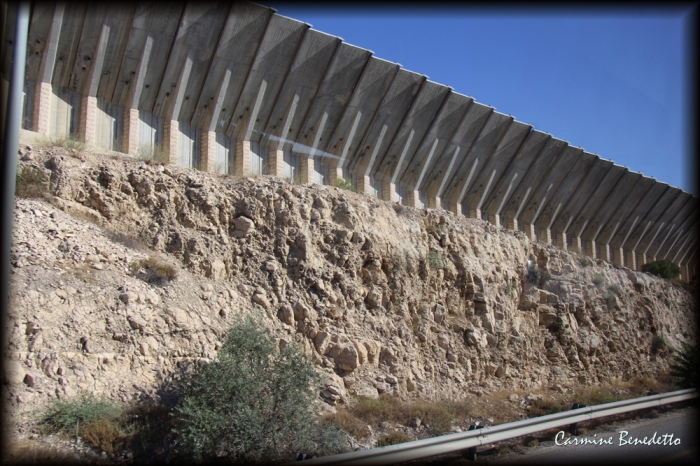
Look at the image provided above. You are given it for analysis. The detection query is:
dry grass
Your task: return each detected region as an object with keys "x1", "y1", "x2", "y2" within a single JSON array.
[
  {"x1": 130, "y1": 256, "x2": 178, "y2": 283},
  {"x1": 376, "y1": 431, "x2": 413, "y2": 447},
  {"x1": 15, "y1": 165, "x2": 50, "y2": 198},
  {"x1": 326, "y1": 394, "x2": 472, "y2": 438}
]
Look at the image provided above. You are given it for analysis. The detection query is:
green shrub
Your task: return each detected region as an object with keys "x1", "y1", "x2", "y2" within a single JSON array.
[
  {"x1": 578, "y1": 255, "x2": 592, "y2": 267},
  {"x1": 642, "y1": 260, "x2": 681, "y2": 280},
  {"x1": 592, "y1": 274, "x2": 605, "y2": 287},
  {"x1": 427, "y1": 250, "x2": 446, "y2": 270},
  {"x1": 651, "y1": 335, "x2": 667, "y2": 354},
  {"x1": 16, "y1": 165, "x2": 49, "y2": 198},
  {"x1": 335, "y1": 177, "x2": 356, "y2": 192},
  {"x1": 39, "y1": 391, "x2": 121, "y2": 438},
  {"x1": 170, "y1": 317, "x2": 343, "y2": 463},
  {"x1": 602, "y1": 291, "x2": 616, "y2": 303},
  {"x1": 669, "y1": 342, "x2": 700, "y2": 389}
]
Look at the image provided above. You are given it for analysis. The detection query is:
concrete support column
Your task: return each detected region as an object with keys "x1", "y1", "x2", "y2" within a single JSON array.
[
  {"x1": 487, "y1": 213, "x2": 500, "y2": 228},
  {"x1": 505, "y1": 217, "x2": 518, "y2": 231},
  {"x1": 428, "y1": 196, "x2": 441, "y2": 210},
  {"x1": 199, "y1": 131, "x2": 217, "y2": 173},
  {"x1": 405, "y1": 190, "x2": 420, "y2": 208},
  {"x1": 78, "y1": 95, "x2": 97, "y2": 146},
  {"x1": 585, "y1": 240, "x2": 596, "y2": 258},
  {"x1": 163, "y1": 120, "x2": 179, "y2": 165},
  {"x1": 555, "y1": 232, "x2": 567, "y2": 250},
  {"x1": 599, "y1": 244, "x2": 612, "y2": 263},
  {"x1": 612, "y1": 247, "x2": 624, "y2": 267},
  {"x1": 681, "y1": 264, "x2": 689, "y2": 282},
  {"x1": 625, "y1": 250, "x2": 636, "y2": 270},
  {"x1": 569, "y1": 236, "x2": 582, "y2": 253},
  {"x1": 235, "y1": 140, "x2": 251, "y2": 176},
  {"x1": 328, "y1": 166, "x2": 342, "y2": 186},
  {"x1": 356, "y1": 175, "x2": 371, "y2": 195},
  {"x1": 123, "y1": 108, "x2": 140, "y2": 156},
  {"x1": 268, "y1": 149, "x2": 284, "y2": 177},
  {"x1": 636, "y1": 253, "x2": 647, "y2": 271},
  {"x1": 33, "y1": 81, "x2": 52, "y2": 134},
  {"x1": 467, "y1": 207, "x2": 481, "y2": 219},
  {"x1": 382, "y1": 182, "x2": 397, "y2": 203},
  {"x1": 299, "y1": 157, "x2": 314, "y2": 184},
  {"x1": 448, "y1": 202, "x2": 462, "y2": 216},
  {"x1": 540, "y1": 228, "x2": 552, "y2": 244},
  {"x1": 523, "y1": 224, "x2": 536, "y2": 241}
]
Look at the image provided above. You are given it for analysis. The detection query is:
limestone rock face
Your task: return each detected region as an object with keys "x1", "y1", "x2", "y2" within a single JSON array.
[{"x1": 5, "y1": 146, "x2": 697, "y2": 435}]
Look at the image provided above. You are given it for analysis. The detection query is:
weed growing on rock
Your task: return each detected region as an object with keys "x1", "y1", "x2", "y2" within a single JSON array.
[
  {"x1": 335, "y1": 177, "x2": 356, "y2": 192},
  {"x1": 15, "y1": 165, "x2": 49, "y2": 198},
  {"x1": 651, "y1": 335, "x2": 667, "y2": 355},
  {"x1": 129, "y1": 256, "x2": 178, "y2": 283},
  {"x1": 36, "y1": 135, "x2": 86, "y2": 155},
  {"x1": 427, "y1": 250, "x2": 446, "y2": 270},
  {"x1": 592, "y1": 273, "x2": 605, "y2": 287},
  {"x1": 578, "y1": 255, "x2": 592, "y2": 267}
]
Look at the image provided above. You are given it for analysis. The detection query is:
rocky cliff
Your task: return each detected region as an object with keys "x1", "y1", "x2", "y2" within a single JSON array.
[{"x1": 4, "y1": 145, "x2": 697, "y2": 432}]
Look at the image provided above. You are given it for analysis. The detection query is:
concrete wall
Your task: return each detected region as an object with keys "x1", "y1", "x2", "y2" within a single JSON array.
[{"x1": 2, "y1": 1, "x2": 696, "y2": 277}]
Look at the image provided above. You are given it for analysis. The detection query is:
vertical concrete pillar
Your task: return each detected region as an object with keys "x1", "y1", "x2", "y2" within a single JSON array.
[
  {"x1": 625, "y1": 250, "x2": 636, "y2": 270},
  {"x1": 33, "y1": 81, "x2": 52, "y2": 134},
  {"x1": 382, "y1": 182, "x2": 397, "y2": 203},
  {"x1": 235, "y1": 140, "x2": 251, "y2": 176},
  {"x1": 612, "y1": 247, "x2": 624, "y2": 267},
  {"x1": 636, "y1": 253, "x2": 647, "y2": 271},
  {"x1": 328, "y1": 166, "x2": 342, "y2": 187},
  {"x1": 506, "y1": 217, "x2": 518, "y2": 231},
  {"x1": 487, "y1": 213, "x2": 500, "y2": 228},
  {"x1": 448, "y1": 202, "x2": 462, "y2": 216},
  {"x1": 540, "y1": 228, "x2": 552, "y2": 244},
  {"x1": 123, "y1": 108, "x2": 140, "y2": 156},
  {"x1": 268, "y1": 149, "x2": 284, "y2": 177},
  {"x1": 681, "y1": 264, "x2": 689, "y2": 282},
  {"x1": 585, "y1": 240, "x2": 596, "y2": 258},
  {"x1": 406, "y1": 190, "x2": 420, "y2": 208},
  {"x1": 163, "y1": 120, "x2": 179, "y2": 165},
  {"x1": 555, "y1": 232, "x2": 567, "y2": 250},
  {"x1": 523, "y1": 224, "x2": 536, "y2": 241},
  {"x1": 356, "y1": 175, "x2": 371, "y2": 195},
  {"x1": 78, "y1": 95, "x2": 97, "y2": 146},
  {"x1": 569, "y1": 236, "x2": 582, "y2": 253},
  {"x1": 299, "y1": 157, "x2": 314, "y2": 184},
  {"x1": 599, "y1": 244, "x2": 612, "y2": 263},
  {"x1": 467, "y1": 207, "x2": 481, "y2": 219},
  {"x1": 428, "y1": 196, "x2": 441, "y2": 210},
  {"x1": 199, "y1": 131, "x2": 217, "y2": 173}
]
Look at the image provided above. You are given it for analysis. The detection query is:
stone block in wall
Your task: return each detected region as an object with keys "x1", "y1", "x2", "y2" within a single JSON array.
[
  {"x1": 163, "y1": 120, "x2": 179, "y2": 165},
  {"x1": 200, "y1": 131, "x2": 217, "y2": 173},
  {"x1": 123, "y1": 108, "x2": 140, "y2": 156},
  {"x1": 268, "y1": 149, "x2": 284, "y2": 177},
  {"x1": 33, "y1": 82, "x2": 52, "y2": 135},
  {"x1": 78, "y1": 96, "x2": 97, "y2": 146}
]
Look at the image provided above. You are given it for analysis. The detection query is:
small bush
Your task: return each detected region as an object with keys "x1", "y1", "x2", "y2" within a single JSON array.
[
  {"x1": 170, "y1": 317, "x2": 343, "y2": 463},
  {"x1": 39, "y1": 392, "x2": 121, "y2": 436},
  {"x1": 335, "y1": 177, "x2": 356, "y2": 192},
  {"x1": 642, "y1": 260, "x2": 681, "y2": 280},
  {"x1": 377, "y1": 431, "x2": 413, "y2": 447},
  {"x1": 602, "y1": 291, "x2": 616, "y2": 303},
  {"x1": 578, "y1": 255, "x2": 592, "y2": 267},
  {"x1": 651, "y1": 335, "x2": 667, "y2": 355},
  {"x1": 592, "y1": 274, "x2": 605, "y2": 287},
  {"x1": 16, "y1": 165, "x2": 49, "y2": 198},
  {"x1": 607, "y1": 284, "x2": 621, "y2": 295},
  {"x1": 130, "y1": 256, "x2": 178, "y2": 283},
  {"x1": 36, "y1": 135, "x2": 86, "y2": 155},
  {"x1": 427, "y1": 250, "x2": 446, "y2": 270},
  {"x1": 669, "y1": 342, "x2": 700, "y2": 389},
  {"x1": 137, "y1": 144, "x2": 165, "y2": 163}
]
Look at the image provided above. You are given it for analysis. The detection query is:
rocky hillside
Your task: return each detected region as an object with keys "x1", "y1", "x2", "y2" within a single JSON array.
[{"x1": 4, "y1": 144, "x2": 697, "y2": 435}]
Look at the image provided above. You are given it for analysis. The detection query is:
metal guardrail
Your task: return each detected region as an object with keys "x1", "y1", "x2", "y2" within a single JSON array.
[{"x1": 296, "y1": 388, "x2": 698, "y2": 465}]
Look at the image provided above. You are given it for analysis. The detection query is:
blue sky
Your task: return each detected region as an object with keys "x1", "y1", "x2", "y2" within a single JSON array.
[{"x1": 267, "y1": 4, "x2": 697, "y2": 195}]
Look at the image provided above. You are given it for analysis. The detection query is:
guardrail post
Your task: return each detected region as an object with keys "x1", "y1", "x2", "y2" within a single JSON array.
[
  {"x1": 569, "y1": 402, "x2": 586, "y2": 435},
  {"x1": 464, "y1": 424, "x2": 483, "y2": 461}
]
